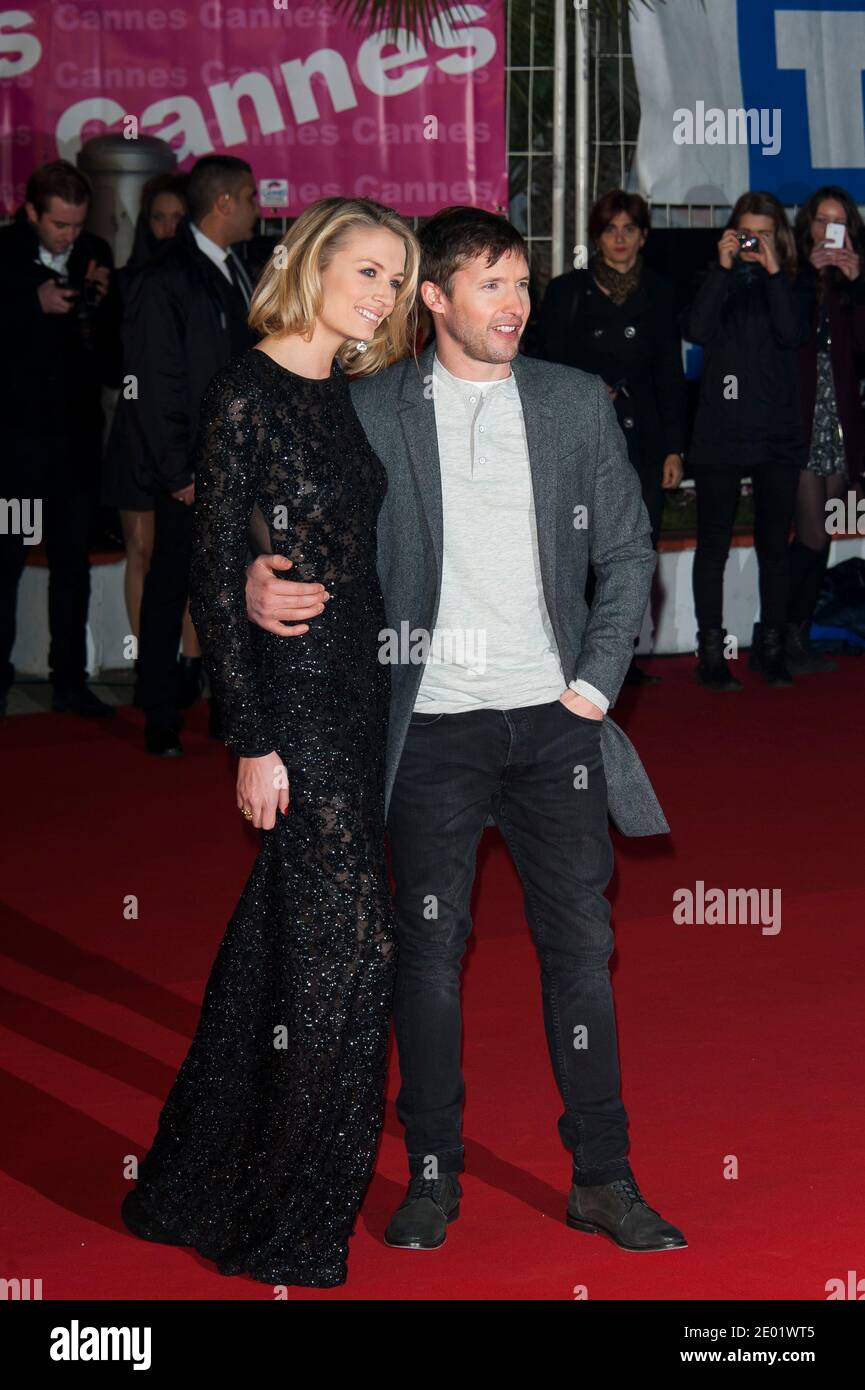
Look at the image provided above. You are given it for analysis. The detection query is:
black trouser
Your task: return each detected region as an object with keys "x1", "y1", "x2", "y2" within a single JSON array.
[
  {"x1": 692, "y1": 461, "x2": 799, "y2": 631},
  {"x1": 134, "y1": 489, "x2": 193, "y2": 729},
  {"x1": 386, "y1": 698, "x2": 632, "y2": 1186},
  {"x1": 0, "y1": 427, "x2": 98, "y2": 692},
  {"x1": 634, "y1": 456, "x2": 664, "y2": 551}
]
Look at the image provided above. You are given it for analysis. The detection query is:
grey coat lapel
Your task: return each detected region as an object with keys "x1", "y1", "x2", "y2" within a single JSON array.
[
  {"x1": 509, "y1": 352, "x2": 559, "y2": 650},
  {"x1": 397, "y1": 342, "x2": 443, "y2": 579}
]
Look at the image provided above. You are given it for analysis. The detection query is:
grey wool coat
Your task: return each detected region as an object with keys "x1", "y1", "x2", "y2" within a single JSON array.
[{"x1": 347, "y1": 340, "x2": 669, "y2": 837}]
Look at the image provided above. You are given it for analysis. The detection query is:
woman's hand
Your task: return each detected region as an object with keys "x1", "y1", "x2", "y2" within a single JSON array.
[
  {"x1": 809, "y1": 242, "x2": 834, "y2": 271},
  {"x1": 237, "y1": 751, "x2": 290, "y2": 829},
  {"x1": 834, "y1": 229, "x2": 860, "y2": 282},
  {"x1": 811, "y1": 228, "x2": 860, "y2": 282},
  {"x1": 834, "y1": 246, "x2": 861, "y2": 281},
  {"x1": 718, "y1": 229, "x2": 740, "y2": 270},
  {"x1": 662, "y1": 453, "x2": 684, "y2": 489},
  {"x1": 752, "y1": 230, "x2": 780, "y2": 276}
]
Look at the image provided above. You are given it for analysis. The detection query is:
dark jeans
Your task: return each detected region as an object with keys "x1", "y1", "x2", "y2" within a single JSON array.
[
  {"x1": 386, "y1": 697, "x2": 632, "y2": 1186},
  {"x1": 693, "y1": 461, "x2": 799, "y2": 631},
  {"x1": 135, "y1": 489, "x2": 193, "y2": 729},
  {"x1": 0, "y1": 428, "x2": 98, "y2": 692}
]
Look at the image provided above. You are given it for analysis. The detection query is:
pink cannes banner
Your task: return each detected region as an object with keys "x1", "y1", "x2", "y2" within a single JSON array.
[{"x1": 0, "y1": 2, "x2": 508, "y2": 216}]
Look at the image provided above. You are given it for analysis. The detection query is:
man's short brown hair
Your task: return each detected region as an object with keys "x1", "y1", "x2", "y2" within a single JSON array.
[
  {"x1": 419, "y1": 206, "x2": 528, "y2": 298},
  {"x1": 26, "y1": 160, "x2": 91, "y2": 216}
]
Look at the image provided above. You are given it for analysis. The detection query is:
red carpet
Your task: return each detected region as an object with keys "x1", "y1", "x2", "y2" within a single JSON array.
[{"x1": 2, "y1": 655, "x2": 864, "y2": 1300}]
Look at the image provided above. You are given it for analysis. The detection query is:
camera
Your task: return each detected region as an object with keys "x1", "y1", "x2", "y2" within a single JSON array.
[
  {"x1": 737, "y1": 231, "x2": 760, "y2": 253},
  {"x1": 824, "y1": 221, "x2": 845, "y2": 250},
  {"x1": 57, "y1": 273, "x2": 100, "y2": 309},
  {"x1": 70, "y1": 276, "x2": 101, "y2": 307}
]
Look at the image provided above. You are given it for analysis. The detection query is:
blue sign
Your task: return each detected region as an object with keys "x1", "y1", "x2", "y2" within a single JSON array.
[{"x1": 738, "y1": 1, "x2": 865, "y2": 203}]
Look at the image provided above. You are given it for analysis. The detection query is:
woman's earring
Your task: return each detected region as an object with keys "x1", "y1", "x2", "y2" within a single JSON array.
[{"x1": 354, "y1": 340, "x2": 369, "y2": 353}]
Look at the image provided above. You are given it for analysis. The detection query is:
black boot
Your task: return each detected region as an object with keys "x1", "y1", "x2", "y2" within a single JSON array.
[
  {"x1": 748, "y1": 622, "x2": 793, "y2": 687},
  {"x1": 145, "y1": 718, "x2": 183, "y2": 757},
  {"x1": 695, "y1": 627, "x2": 742, "y2": 691},
  {"x1": 52, "y1": 682, "x2": 116, "y2": 718},
  {"x1": 384, "y1": 1174, "x2": 462, "y2": 1250},
  {"x1": 177, "y1": 655, "x2": 204, "y2": 709},
  {"x1": 784, "y1": 619, "x2": 837, "y2": 674},
  {"x1": 624, "y1": 657, "x2": 661, "y2": 686}
]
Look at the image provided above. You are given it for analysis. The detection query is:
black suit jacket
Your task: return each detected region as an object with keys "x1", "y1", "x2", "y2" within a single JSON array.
[
  {"x1": 113, "y1": 217, "x2": 258, "y2": 494},
  {"x1": 0, "y1": 207, "x2": 119, "y2": 436}
]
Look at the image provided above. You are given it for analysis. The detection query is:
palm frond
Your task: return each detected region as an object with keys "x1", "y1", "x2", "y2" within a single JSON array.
[{"x1": 333, "y1": 0, "x2": 661, "y2": 44}]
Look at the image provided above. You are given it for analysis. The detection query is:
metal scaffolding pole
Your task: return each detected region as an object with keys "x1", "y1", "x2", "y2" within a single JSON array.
[
  {"x1": 574, "y1": 0, "x2": 590, "y2": 261},
  {"x1": 551, "y1": 0, "x2": 567, "y2": 275}
]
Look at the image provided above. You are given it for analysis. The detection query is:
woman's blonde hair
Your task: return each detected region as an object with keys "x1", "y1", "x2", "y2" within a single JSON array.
[{"x1": 248, "y1": 197, "x2": 420, "y2": 376}]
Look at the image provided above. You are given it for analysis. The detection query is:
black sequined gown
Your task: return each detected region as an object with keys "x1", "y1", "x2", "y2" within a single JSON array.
[{"x1": 120, "y1": 348, "x2": 396, "y2": 1287}]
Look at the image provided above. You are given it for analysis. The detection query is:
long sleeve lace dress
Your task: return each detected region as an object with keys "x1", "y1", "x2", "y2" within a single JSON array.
[{"x1": 120, "y1": 347, "x2": 396, "y2": 1287}]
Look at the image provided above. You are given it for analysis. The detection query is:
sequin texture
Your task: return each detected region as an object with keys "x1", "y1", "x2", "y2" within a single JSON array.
[{"x1": 120, "y1": 348, "x2": 396, "y2": 1287}]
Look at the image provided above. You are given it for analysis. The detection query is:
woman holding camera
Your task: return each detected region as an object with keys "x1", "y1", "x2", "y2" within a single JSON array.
[
  {"x1": 683, "y1": 191, "x2": 813, "y2": 689},
  {"x1": 786, "y1": 186, "x2": 865, "y2": 672}
]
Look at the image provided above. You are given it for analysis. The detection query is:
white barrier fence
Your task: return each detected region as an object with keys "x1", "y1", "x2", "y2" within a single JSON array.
[{"x1": 11, "y1": 534, "x2": 865, "y2": 681}]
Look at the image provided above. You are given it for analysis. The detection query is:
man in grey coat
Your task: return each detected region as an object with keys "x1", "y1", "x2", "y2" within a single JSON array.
[{"x1": 244, "y1": 207, "x2": 686, "y2": 1254}]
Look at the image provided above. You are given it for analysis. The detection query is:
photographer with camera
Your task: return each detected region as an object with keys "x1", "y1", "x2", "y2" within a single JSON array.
[
  {"x1": 0, "y1": 160, "x2": 119, "y2": 717},
  {"x1": 683, "y1": 191, "x2": 814, "y2": 690}
]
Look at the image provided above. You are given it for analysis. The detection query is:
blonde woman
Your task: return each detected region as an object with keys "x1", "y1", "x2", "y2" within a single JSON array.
[{"x1": 121, "y1": 198, "x2": 420, "y2": 1287}]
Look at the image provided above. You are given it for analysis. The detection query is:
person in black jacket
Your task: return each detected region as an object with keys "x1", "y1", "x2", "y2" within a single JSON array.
[
  {"x1": 101, "y1": 174, "x2": 204, "y2": 704},
  {"x1": 682, "y1": 191, "x2": 813, "y2": 690},
  {"x1": 118, "y1": 155, "x2": 260, "y2": 755},
  {"x1": 0, "y1": 160, "x2": 120, "y2": 718},
  {"x1": 786, "y1": 186, "x2": 865, "y2": 673},
  {"x1": 533, "y1": 190, "x2": 687, "y2": 684}
]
